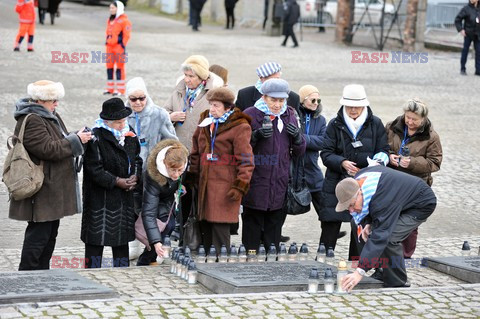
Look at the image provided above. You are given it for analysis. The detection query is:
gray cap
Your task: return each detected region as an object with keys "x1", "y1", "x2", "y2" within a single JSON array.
[{"x1": 261, "y1": 78, "x2": 290, "y2": 99}]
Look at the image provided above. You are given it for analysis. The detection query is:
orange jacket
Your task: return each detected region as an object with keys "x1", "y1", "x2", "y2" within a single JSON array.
[
  {"x1": 106, "y1": 14, "x2": 132, "y2": 48},
  {"x1": 16, "y1": 0, "x2": 35, "y2": 24}
]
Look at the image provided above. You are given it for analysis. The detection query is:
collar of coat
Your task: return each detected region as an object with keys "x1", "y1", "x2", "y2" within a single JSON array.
[
  {"x1": 174, "y1": 73, "x2": 224, "y2": 96},
  {"x1": 146, "y1": 139, "x2": 188, "y2": 186},
  {"x1": 198, "y1": 108, "x2": 252, "y2": 137},
  {"x1": 299, "y1": 104, "x2": 322, "y2": 119},
  {"x1": 390, "y1": 114, "x2": 432, "y2": 141}
]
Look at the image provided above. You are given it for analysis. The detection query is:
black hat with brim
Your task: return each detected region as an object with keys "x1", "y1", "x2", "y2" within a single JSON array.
[{"x1": 100, "y1": 97, "x2": 132, "y2": 120}]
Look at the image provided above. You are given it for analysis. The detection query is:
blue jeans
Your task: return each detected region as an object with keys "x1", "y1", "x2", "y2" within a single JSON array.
[{"x1": 460, "y1": 35, "x2": 480, "y2": 73}]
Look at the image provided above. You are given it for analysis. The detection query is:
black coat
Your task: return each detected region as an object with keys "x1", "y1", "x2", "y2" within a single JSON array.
[
  {"x1": 235, "y1": 85, "x2": 301, "y2": 113},
  {"x1": 283, "y1": 0, "x2": 300, "y2": 25},
  {"x1": 298, "y1": 105, "x2": 327, "y2": 193},
  {"x1": 81, "y1": 127, "x2": 142, "y2": 247},
  {"x1": 319, "y1": 106, "x2": 389, "y2": 222},
  {"x1": 455, "y1": 3, "x2": 480, "y2": 39},
  {"x1": 142, "y1": 140, "x2": 186, "y2": 245},
  {"x1": 225, "y1": 0, "x2": 238, "y2": 9}
]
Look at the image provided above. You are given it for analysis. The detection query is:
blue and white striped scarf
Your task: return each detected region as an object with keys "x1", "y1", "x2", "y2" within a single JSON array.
[
  {"x1": 185, "y1": 82, "x2": 205, "y2": 109},
  {"x1": 198, "y1": 109, "x2": 235, "y2": 127},
  {"x1": 255, "y1": 79, "x2": 264, "y2": 94},
  {"x1": 94, "y1": 118, "x2": 131, "y2": 145},
  {"x1": 254, "y1": 97, "x2": 288, "y2": 132},
  {"x1": 352, "y1": 171, "x2": 382, "y2": 225}
]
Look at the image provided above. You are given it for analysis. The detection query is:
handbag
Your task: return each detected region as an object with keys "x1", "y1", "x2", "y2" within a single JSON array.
[
  {"x1": 135, "y1": 200, "x2": 175, "y2": 251},
  {"x1": 183, "y1": 188, "x2": 201, "y2": 250},
  {"x1": 285, "y1": 156, "x2": 312, "y2": 215}
]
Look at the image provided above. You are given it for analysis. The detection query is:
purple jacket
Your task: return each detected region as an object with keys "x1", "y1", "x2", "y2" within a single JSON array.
[{"x1": 242, "y1": 106, "x2": 306, "y2": 211}]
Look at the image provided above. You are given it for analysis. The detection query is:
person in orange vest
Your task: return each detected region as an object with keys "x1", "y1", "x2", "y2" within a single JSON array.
[
  {"x1": 104, "y1": 1, "x2": 132, "y2": 96},
  {"x1": 14, "y1": 0, "x2": 36, "y2": 52}
]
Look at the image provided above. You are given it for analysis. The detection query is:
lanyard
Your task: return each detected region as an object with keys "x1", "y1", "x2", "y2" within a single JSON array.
[
  {"x1": 127, "y1": 156, "x2": 131, "y2": 175},
  {"x1": 399, "y1": 125, "x2": 410, "y2": 154},
  {"x1": 134, "y1": 113, "x2": 141, "y2": 137},
  {"x1": 210, "y1": 122, "x2": 219, "y2": 154},
  {"x1": 305, "y1": 113, "x2": 311, "y2": 135}
]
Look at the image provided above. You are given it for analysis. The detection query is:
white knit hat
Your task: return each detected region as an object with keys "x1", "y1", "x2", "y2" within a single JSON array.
[
  {"x1": 27, "y1": 80, "x2": 65, "y2": 101},
  {"x1": 126, "y1": 77, "x2": 148, "y2": 97},
  {"x1": 339, "y1": 84, "x2": 369, "y2": 107}
]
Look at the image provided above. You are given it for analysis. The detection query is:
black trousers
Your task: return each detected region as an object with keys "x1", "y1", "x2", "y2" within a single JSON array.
[
  {"x1": 282, "y1": 24, "x2": 298, "y2": 46},
  {"x1": 137, "y1": 216, "x2": 175, "y2": 266},
  {"x1": 19, "y1": 220, "x2": 60, "y2": 271},
  {"x1": 242, "y1": 207, "x2": 284, "y2": 251},
  {"x1": 85, "y1": 244, "x2": 129, "y2": 268},
  {"x1": 200, "y1": 221, "x2": 231, "y2": 253},
  {"x1": 226, "y1": 7, "x2": 235, "y2": 28}
]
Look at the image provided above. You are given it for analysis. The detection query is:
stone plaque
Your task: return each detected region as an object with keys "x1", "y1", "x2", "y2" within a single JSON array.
[
  {"x1": 0, "y1": 269, "x2": 116, "y2": 304},
  {"x1": 197, "y1": 261, "x2": 382, "y2": 294},
  {"x1": 426, "y1": 256, "x2": 480, "y2": 283}
]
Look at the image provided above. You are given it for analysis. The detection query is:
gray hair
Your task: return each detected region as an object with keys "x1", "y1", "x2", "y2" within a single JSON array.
[
  {"x1": 180, "y1": 64, "x2": 195, "y2": 75},
  {"x1": 402, "y1": 98, "x2": 428, "y2": 118}
]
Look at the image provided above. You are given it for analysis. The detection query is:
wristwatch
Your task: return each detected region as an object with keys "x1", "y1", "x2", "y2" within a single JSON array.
[{"x1": 356, "y1": 268, "x2": 366, "y2": 276}]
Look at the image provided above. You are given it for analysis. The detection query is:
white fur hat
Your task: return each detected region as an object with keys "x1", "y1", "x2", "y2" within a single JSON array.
[{"x1": 27, "y1": 80, "x2": 65, "y2": 101}]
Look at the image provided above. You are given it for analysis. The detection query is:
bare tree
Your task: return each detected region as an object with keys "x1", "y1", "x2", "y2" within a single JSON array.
[
  {"x1": 335, "y1": 0, "x2": 355, "y2": 44},
  {"x1": 403, "y1": 0, "x2": 419, "y2": 52}
]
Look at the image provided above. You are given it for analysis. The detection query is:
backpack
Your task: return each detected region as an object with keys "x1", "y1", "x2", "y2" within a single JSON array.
[{"x1": 2, "y1": 114, "x2": 44, "y2": 201}]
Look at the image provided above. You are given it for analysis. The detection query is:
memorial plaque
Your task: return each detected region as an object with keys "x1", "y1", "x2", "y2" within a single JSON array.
[
  {"x1": 197, "y1": 261, "x2": 382, "y2": 294},
  {"x1": 426, "y1": 256, "x2": 480, "y2": 283},
  {"x1": 0, "y1": 269, "x2": 116, "y2": 304}
]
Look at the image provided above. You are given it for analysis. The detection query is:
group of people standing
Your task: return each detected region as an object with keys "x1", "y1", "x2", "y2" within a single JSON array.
[{"x1": 10, "y1": 55, "x2": 442, "y2": 291}]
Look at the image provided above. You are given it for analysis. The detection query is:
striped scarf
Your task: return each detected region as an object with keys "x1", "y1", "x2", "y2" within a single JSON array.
[
  {"x1": 254, "y1": 97, "x2": 287, "y2": 132},
  {"x1": 185, "y1": 81, "x2": 205, "y2": 109},
  {"x1": 352, "y1": 171, "x2": 382, "y2": 225},
  {"x1": 198, "y1": 109, "x2": 235, "y2": 127},
  {"x1": 94, "y1": 118, "x2": 132, "y2": 146},
  {"x1": 255, "y1": 79, "x2": 263, "y2": 94}
]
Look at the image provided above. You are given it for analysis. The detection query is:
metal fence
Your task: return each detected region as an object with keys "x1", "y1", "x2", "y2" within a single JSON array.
[{"x1": 426, "y1": 3, "x2": 463, "y2": 29}]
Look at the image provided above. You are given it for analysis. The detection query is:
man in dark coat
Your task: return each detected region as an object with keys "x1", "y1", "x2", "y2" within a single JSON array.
[
  {"x1": 191, "y1": 0, "x2": 207, "y2": 31},
  {"x1": 235, "y1": 61, "x2": 300, "y2": 113},
  {"x1": 454, "y1": 0, "x2": 480, "y2": 75},
  {"x1": 281, "y1": 0, "x2": 300, "y2": 47},
  {"x1": 242, "y1": 79, "x2": 306, "y2": 251},
  {"x1": 81, "y1": 98, "x2": 142, "y2": 268},
  {"x1": 225, "y1": 0, "x2": 238, "y2": 29},
  {"x1": 336, "y1": 165, "x2": 436, "y2": 291}
]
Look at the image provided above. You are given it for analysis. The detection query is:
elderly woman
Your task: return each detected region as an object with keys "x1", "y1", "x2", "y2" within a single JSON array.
[
  {"x1": 297, "y1": 85, "x2": 327, "y2": 220},
  {"x1": 10, "y1": 80, "x2": 91, "y2": 270},
  {"x1": 189, "y1": 87, "x2": 254, "y2": 252},
  {"x1": 386, "y1": 98, "x2": 442, "y2": 258},
  {"x1": 320, "y1": 84, "x2": 389, "y2": 257},
  {"x1": 163, "y1": 55, "x2": 223, "y2": 152},
  {"x1": 125, "y1": 76, "x2": 177, "y2": 259},
  {"x1": 242, "y1": 79, "x2": 306, "y2": 251},
  {"x1": 137, "y1": 139, "x2": 189, "y2": 266},
  {"x1": 82, "y1": 98, "x2": 142, "y2": 268}
]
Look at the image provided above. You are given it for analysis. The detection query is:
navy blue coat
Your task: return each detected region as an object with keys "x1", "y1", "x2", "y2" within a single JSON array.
[
  {"x1": 298, "y1": 106, "x2": 327, "y2": 192},
  {"x1": 320, "y1": 106, "x2": 389, "y2": 222}
]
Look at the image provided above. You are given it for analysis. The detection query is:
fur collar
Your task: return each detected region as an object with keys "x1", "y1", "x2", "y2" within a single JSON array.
[
  {"x1": 146, "y1": 139, "x2": 188, "y2": 186},
  {"x1": 390, "y1": 115, "x2": 432, "y2": 141}
]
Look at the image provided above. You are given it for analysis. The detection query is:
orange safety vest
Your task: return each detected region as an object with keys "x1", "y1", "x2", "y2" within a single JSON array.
[
  {"x1": 105, "y1": 14, "x2": 132, "y2": 48},
  {"x1": 16, "y1": 0, "x2": 35, "y2": 24}
]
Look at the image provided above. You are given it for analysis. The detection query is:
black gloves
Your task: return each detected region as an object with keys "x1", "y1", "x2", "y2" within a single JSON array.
[
  {"x1": 251, "y1": 126, "x2": 273, "y2": 144},
  {"x1": 286, "y1": 123, "x2": 302, "y2": 145}
]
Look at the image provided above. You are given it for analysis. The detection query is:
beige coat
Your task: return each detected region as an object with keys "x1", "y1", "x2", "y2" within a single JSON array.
[{"x1": 162, "y1": 72, "x2": 223, "y2": 152}]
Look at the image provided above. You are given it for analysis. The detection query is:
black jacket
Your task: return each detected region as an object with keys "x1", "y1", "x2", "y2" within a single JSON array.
[
  {"x1": 225, "y1": 0, "x2": 238, "y2": 9},
  {"x1": 283, "y1": 0, "x2": 300, "y2": 25},
  {"x1": 355, "y1": 166, "x2": 436, "y2": 272},
  {"x1": 235, "y1": 85, "x2": 301, "y2": 113},
  {"x1": 81, "y1": 127, "x2": 142, "y2": 247},
  {"x1": 455, "y1": 3, "x2": 480, "y2": 38},
  {"x1": 142, "y1": 139, "x2": 187, "y2": 245},
  {"x1": 320, "y1": 106, "x2": 390, "y2": 222}
]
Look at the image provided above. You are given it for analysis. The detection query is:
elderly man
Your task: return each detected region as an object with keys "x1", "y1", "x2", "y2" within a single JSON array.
[
  {"x1": 241, "y1": 78, "x2": 306, "y2": 251},
  {"x1": 335, "y1": 165, "x2": 436, "y2": 291},
  {"x1": 235, "y1": 61, "x2": 300, "y2": 112}
]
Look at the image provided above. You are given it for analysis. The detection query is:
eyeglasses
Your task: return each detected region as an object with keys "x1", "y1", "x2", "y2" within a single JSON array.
[
  {"x1": 309, "y1": 98, "x2": 321, "y2": 104},
  {"x1": 129, "y1": 96, "x2": 146, "y2": 102}
]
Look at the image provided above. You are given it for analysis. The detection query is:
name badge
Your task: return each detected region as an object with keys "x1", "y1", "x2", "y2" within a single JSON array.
[
  {"x1": 351, "y1": 141, "x2": 363, "y2": 148},
  {"x1": 139, "y1": 138, "x2": 147, "y2": 146},
  {"x1": 206, "y1": 153, "x2": 218, "y2": 161}
]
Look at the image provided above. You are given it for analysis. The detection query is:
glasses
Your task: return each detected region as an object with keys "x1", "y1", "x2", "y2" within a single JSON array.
[
  {"x1": 308, "y1": 98, "x2": 321, "y2": 104},
  {"x1": 129, "y1": 96, "x2": 146, "y2": 102}
]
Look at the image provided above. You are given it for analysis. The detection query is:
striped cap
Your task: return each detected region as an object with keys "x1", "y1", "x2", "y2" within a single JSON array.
[{"x1": 256, "y1": 62, "x2": 282, "y2": 78}]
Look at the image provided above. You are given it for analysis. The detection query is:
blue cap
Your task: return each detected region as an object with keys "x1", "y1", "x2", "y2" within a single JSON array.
[
  {"x1": 261, "y1": 78, "x2": 290, "y2": 98},
  {"x1": 256, "y1": 62, "x2": 282, "y2": 78}
]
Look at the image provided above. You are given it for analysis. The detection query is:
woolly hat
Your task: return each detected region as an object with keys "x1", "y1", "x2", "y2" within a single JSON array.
[
  {"x1": 299, "y1": 85, "x2": 320, "y2": 102},
  {"x1": 209, "y1": 64, "x2": 228, "y2": 85},
  {"x1": 27, "y1": 80, "x2": 65, "y2": 101},
  {"x1": 182, "y1": 55, "x2": 210, "y2": 80},
  {"x1": 339, "y1": 84, "x2": 369, "y2": 107},
  {"x1": 206, "y1": 87, "x2": 235, "y2": 106},
  {"x1": 100, "y1": 97, "x2": 132, "y2": 120},
  {"x1": 261, "y1": 78, "x2": 290, "y2": 98},
  {"x1": 256, "y1": 62, "x2": 282, "y2": 78},
  {"x1": 126, "y1": 77, "x2": 149, "y2": 97}
]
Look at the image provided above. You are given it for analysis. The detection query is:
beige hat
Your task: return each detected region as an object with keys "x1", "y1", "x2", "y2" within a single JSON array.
[
  {"x1": 339, "y1": 84, "x2": 369, "y2": 107},
  {"x1": 27, "y1": 80, "x2": 65, "y2": 101},
  {"x1": 182, "y1": 55, "x2": 210, "y2": 80},
  {"x1": 299, "y1": 85, "x2": 320, "y2": 102},
  {"x1": 335, "y1": 178, "x2": 360, "y2": 212}
]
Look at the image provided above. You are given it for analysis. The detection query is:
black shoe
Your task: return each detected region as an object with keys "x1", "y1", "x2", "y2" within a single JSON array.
[
  {"x1": 460, "y1": 70, "x2": 467, "y2": 75},
  {"x1": 337, "y1": 231, "x2": 347, "y2": 239},
  {"x1": 27, "y1": 48, "x2": 34, "y2": 52},
  {"x1": 103, "y1": 90, "x2": 112, "y2": 95},
  {"x1": 13, "y1": 47, "x2": 20, "y2": 52},
  {"x1": 475, "y1": 72, "x2": 480, "y2": 76},
  {"x1": 281, "y1": 43, "x2": 286, "y2": 47},
  {"x1": 371, "y1": 268, "x2": 384, "y2": 281},
  {"x1": 292, "y1": 44, "x2": 299, "y2": 48},
  {"x1": 280, "y1": 235, "x2": 290, "y2": 242}
]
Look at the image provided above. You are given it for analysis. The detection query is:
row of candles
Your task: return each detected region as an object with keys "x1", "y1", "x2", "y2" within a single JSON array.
[{"x1": 307, "y1": 260, "x2": 349, "y2": 294}]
